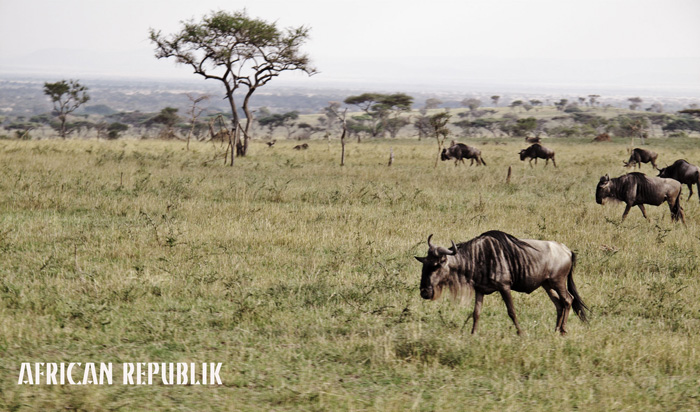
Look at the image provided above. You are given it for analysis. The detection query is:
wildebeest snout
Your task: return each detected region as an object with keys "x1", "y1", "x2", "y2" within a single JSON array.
[
  {"x1": 595, "y1": 193, "x2": 603, "y2": 205},
  {"x1": 420, "y1": 286, "x2": 434, "y2": 300}
]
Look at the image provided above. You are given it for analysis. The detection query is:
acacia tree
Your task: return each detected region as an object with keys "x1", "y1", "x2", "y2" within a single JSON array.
[
  {"x1": 344, "y1": 93, "x2": 413, "y2": 138},
  {"x1": 150, "y1": 10, "x2": 315, "y2": 165},
  {"x1": 43, "y1": 80, "x2": 90, "y2": 138},
  {"x1": 428, "y1": 111, "x2": 452, "y2": 167},
  {"x1": 628, "y1": 97, "x2": 643, "y2": 111},
  {"x1": 257, "y1": 111, "x2": 299, "y2": 139},
  {"x1": 185, "y1": 94, "x2": 210, "y2": 150},
  {"x1": 149, "y1": 107, "x2": 180, "y2": 139}
]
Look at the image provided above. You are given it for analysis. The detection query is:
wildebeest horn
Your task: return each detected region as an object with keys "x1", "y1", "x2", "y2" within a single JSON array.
[
  {"x1": 435, "y1": 240, "x2": 457, "y2": 256},
  {"x1": 426, "y1": 234, "x2": 457, "y2": 256}
]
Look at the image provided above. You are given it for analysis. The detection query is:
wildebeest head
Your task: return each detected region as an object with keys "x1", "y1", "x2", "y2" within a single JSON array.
[
  {"x1": 518, "y1": 149, "x2": 526, "y2": 161},
  {"x1": 440, "y1": 148, "x2": 450, "y2": 161},
  {"x1": 596, "y1": 174, "x2": 613, "y2": 204},
  {"x1": 657, "y1": 165, "x2": 670, "y2": 178},
  {"x1": 415, "y1": 234, "x2": 457, "y2": 300}
]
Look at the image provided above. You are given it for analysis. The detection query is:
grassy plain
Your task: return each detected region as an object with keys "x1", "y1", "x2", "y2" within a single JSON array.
[{"x1": 1, "y1": 136, "x2": 699, "y2": 411}]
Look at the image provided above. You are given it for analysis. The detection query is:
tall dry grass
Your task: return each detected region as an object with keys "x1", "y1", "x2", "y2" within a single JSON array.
[{"x1": 0, "y1": 137, "x2": 699, "y2": 410}]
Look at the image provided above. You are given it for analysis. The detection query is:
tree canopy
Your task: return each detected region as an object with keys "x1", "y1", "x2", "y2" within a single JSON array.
[
  {"x1": 43, "y1": 79, "x2": 90, "y2": 138},
  {"x1": 150, "y1": 9, "x2": 315, "y2": 164},
  {"x1": 343, "y1": 92, "x2": 413, "y2": 137}
]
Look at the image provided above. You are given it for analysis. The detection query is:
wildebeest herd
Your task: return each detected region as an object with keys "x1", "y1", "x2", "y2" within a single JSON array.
[{"x1": 417, "y1": 143, "x2": 698, "y2": 335}]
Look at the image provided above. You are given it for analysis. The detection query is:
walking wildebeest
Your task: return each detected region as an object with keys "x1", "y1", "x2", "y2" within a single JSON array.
[
  {"x1": 519, "y1": 144, "x2": 556, "y2": 167},
  {"x1": 293, "y1": 143, "x2": 309, "y2": 150},
  {"x1": 441, "y1": 142, "x2": 486, "y2": 166},
  {"x1": 415, "y1": 231, "x2": 589, "y2": 335},
  {"x1": 657, "y1": 159, "x2": 700, "y2": 203},
  {"x1": 595, "y1": 172, "x2": 685, "y2": 223},
  {"x1": 624, "y1": 148, "x2": 658, "y2": 169}
]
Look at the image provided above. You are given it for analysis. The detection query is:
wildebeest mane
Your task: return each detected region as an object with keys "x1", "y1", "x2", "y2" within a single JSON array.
[
  {"x1": 460, "y1": 230, "x2": 537, "y2": 282},
  {"x1": 619, "y1": 172, "x2": 656, "y2": 200}
]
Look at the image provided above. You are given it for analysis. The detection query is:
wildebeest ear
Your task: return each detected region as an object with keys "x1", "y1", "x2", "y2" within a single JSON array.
[{"x1": 415, "y1": 256, "x2": 427, "y2": 263}]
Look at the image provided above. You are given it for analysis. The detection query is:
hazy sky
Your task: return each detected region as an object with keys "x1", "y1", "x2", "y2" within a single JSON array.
[{"x1": 1, "y1": 0, "x2": 699, "y2": 94}]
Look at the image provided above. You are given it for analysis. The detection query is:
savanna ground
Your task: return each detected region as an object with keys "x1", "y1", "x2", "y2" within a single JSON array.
[{"x1": 1, "y1": 136, "x2": 699, "y2": 411}]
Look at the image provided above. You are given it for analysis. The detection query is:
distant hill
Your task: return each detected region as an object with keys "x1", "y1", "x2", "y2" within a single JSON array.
[{"x1": 1, "y1": 74, "x2": 699, "y2": 118}]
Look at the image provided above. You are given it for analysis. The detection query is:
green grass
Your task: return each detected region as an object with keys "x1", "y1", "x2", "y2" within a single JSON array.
[{"x1": 1, "y1": 137, "x2": 700, "y2": 411}]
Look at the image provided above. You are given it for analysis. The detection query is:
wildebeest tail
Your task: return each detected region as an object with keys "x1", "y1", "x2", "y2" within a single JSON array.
[{"x1": 567, "y1": 252, "x2": 589, "y2": 323}]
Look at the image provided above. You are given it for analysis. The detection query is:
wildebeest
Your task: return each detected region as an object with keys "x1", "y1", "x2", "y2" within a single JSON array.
[
  {"x1": 415, "y1": 231, "x2": 589, "y2": 335},
  {"x1": 441, "y1": 142, "x2": 486, "y2": 166},
  {"x1": 293, "y1": 143, "x2": 309, "y2": 150},
  {"x1": 657, "y1": 159, "x2": 700, "y2": 203},
  {"x1": 519, "y1": 144, "x2": 556, "y2": 167},
  {"x1": 595, "y1": 172, "x2": 685, "y2": 223},
  {"x1": 624, "y1": 148, "x2": 658, "y2": 169},
  {"x1": 266, "y1": 140, "x2": 276, "y2": 148}
]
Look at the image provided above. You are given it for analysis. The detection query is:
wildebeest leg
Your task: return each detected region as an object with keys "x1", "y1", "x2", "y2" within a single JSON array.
[
  {"x1": 528, "y1": 159, "x2": 534, "y2": 168},
  {"x1": 552, "y1": 157, "x2": 557, "y2": 168},
  {"x1": 667, "y1": 196, "x2": 686, "y2": 224},
  {"x1": 553, "y1": 283, "x2": 573, "y2": 335},
  {"x1": 687, "y1": 184, "x2": 693, "y2": 201},
  {"x1": 544, "y1": 287, "x2": 564, "y2": 332},
  {"x1": 621, "y1": 204, "x2": 632, "y2": 222},
  {"x1": 499, "y1": 288, "x2": 522, "y2": 335},
  {"x1": 544, "y1": 159, "x2": 549, "y2": 167},
  {"x1": 637, "y1": 204, "x2": 649, "y2": 220},
  {"x1": 471, "y1": 292, "x2": 484, "y2": 334}
]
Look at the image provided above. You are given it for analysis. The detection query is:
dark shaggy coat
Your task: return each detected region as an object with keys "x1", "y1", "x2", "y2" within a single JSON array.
[
  {"x1": 416, "y1": 231, "x2": 588, "y2": 335},
  {"x1": 519, "y1": 144, "x2": 556, "y2": 167},
  {"x1": 441, "y1": 143, "x2": 486, "y2": 166},
  {"x1": 596, "y1": 172, "x2": 684, "y2": 223},
  {"x1": 658, "y1": 159, "x2": 700, "y2": 203}
]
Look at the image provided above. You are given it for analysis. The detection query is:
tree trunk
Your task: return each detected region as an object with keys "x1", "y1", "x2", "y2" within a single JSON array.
[
  {"x1": 340, "y1": 127, "x2": 346, "y2": 167},
  {"x1": 240, "y1": 88, "x2": 257, "y2": 157},
  {"x1": 226, "y1": 88, "x2": 239, "y2": 166}
]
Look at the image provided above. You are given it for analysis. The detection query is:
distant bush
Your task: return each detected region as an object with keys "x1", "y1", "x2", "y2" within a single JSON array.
[
  {"x1": 84, "y1": 104, "x2": 117, "y2": 116},
  {"x1": 107, "y1": 122, "x2": 129, "y2": 139}
]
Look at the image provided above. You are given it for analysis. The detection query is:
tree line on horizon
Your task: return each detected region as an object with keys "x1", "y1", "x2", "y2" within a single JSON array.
[
  {"x1": 2, "y1": 9, "x2": 700, "y2": 149},
  {"x1": 4, "y1": 82, "x2": 700, "y2": 144}
]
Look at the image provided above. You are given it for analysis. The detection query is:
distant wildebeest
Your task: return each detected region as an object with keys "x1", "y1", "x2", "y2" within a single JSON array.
[
  {"x1": 596, "y1": 172, "x2": 685, "y2": 223},
  {"x1": 266, "y1": 140, "x2": 276, "y2": 148},
  {"x1": 293, "y1": 143, "x2": 309, "y2": 150},
  {"x1": 519, "y1": 144, "x2": 556, "y2": 167},
  {"x1": 415, "y1": 231, "x2": 589, "y2": 335},
  {"x1": 657, "y1": 159, "x2": 700, "y2": 203},
  {"x1": 624, "y1": 148, "x2": 658, "y2": 169},
  {"x1": 441, "y1": 142, "x2": 486, "y2": 166}
]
